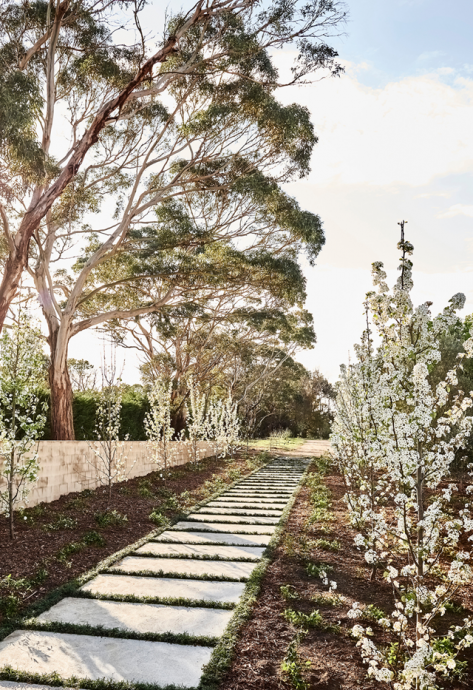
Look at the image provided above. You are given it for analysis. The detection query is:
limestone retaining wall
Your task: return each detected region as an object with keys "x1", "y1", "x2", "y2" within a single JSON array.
[{"x1": 0, "y1": 441, "x2": 214, "y2": 509}]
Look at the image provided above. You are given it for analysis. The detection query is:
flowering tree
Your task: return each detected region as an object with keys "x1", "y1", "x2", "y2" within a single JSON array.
[
  {"x1": 207, "y1": 395, "x2": 241, "y2": 460},
  {"x1": 219, "y1": 395, "x2": 241, "y2": 458},
  {"x1": 186, "y1": 377, "x2": 208, "y2": 465},
  {"x1": 332, "y1": 228, "x2": 473, "y2": 688},
  {"x1": 145, "y1": 380, "x2": 177, "y2": 474},
  {"x1": 332, "y1": 309, "x2": 389, "y2": 579},
  {"x1": 0, "y1": 312, "x2": 47, "y2": 539},
  {"x1": 87, "y1": 355, "x2": 130, "y2": 500}
]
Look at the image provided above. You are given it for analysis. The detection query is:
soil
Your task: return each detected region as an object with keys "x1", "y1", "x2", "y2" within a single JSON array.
[
  {"x1": 0, "y1": 452, "x2": 260, "y2": 625},
  {"x1": 218, "y1": 463, "x2": 473, "y2": 690}
]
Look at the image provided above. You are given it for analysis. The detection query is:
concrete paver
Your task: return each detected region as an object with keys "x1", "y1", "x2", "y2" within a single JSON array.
[
  {"x1": 111, "y1": 555, "x2": 257, "y2": 579},
  {"x1": 135, "y1": 542, "x2": 265, "y2": 560},
  {"x1": 81, "y1": 573, "x2": 246, "y2": 603},
  {"x1": 186, "y1": 513, "x2": 279, "y2": 524},
  {"x1": 154, "y1": 530, "x2": 272, "y2": 546},
  {"x1": 170, "y1": 521, "x2": 276, "y2": 533},
  {"x1": 0, "y1": 630, "x2": 211, "y2": 688},
  {"x1": 37, "y1": 598, "x2": 233, "y2": 637},
  {"x1": 199, "y1": 505, "x2": 284, "y2": 517}
]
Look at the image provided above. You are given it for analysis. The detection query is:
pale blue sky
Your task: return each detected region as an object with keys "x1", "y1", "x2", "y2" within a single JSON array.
[
  {"x1": 333, "y1": 0, "x2": 473, "y2": 87},
  {"x1": 281, "y1": 0, "x2": 473, "y2": 380}
]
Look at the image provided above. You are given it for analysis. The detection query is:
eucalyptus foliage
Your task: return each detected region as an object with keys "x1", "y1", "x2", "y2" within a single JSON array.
[{"x1": 0, "y1": 0, "x2": 346, "y2": 437}]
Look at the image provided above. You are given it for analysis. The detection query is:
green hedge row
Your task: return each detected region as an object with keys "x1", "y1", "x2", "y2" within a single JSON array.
[{"x1": 39, "y1": 390, "x2": 150, "y2": 441}]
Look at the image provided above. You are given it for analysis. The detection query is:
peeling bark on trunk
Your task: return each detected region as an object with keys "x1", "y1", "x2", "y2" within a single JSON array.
[{"x1": 48, "y1": 328, "x2": 75, "y2": 440}]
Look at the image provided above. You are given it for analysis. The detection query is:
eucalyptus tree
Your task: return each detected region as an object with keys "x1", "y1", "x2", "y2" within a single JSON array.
[
  {"x1": 34, "y1": 164, "x2": 323, "y2": 438},
  {"x1": 0, "y1": 0, "x2": 345, "y2": 322},
  {"x1": 108, "y1": 281, "x2": 314, "y2": 430},
  {"x1": 1, "y1": 0, "x2": 345, "y2": 438}
]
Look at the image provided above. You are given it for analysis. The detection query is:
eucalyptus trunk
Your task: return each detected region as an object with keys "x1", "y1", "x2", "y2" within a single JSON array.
[{"x1": 48, "y1": 326, "x2": 75, "y2": 440}]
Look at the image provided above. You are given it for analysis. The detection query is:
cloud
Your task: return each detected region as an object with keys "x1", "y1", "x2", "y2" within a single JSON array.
[
  {"x1": 417, "y1": 50, "x2": 445, "y2": 61},
  {"x1": 439, "y1": 204, "x2": 473, "y2": 218},
  {"x1": 275, "y1": 59, "x2": 473, "y2": 187}
]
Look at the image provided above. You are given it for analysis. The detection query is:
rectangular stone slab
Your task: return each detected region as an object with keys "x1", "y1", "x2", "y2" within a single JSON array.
[
  {"x1": 241, "y1": 478, "x2": 299, "y2": 482},
  {"x1": 136, "y1": 542, "x2": 265, "y2": 560},
  {"x1": 197, "y1": 507, "x2": 284, "y2": 516},
  {"x1": 37, "y1": 597, "x2": 233, "y2": 637},
  {"x1": 186, "y1": 513, "x2": 279, "y2": 525},
  {"x1": 0, "y1": 630, "x2": 211, "y2": 688},
  {"x1": 206, "y1": 501, "x2": 286, "y2": 509},
  {"x1": 171, "y1": 521, "x2": 276, "y2": 534},
  {"x1": 224, "y1": 488, "x2": 294, "y2": 498},
  {"x1": 235, "y1": 484, "x2": 295, "y2": 490},
  {"x1": 225, "y1": 490, "x2": 293, "y2": 495},
  {"x1": 81, "y1": 573, "x2": 245, "y2": 603},
  {"x1": 155, "y1": 530, "x2": 272, "y2": 546},
  {"x1": 112, "y1": 555, "x2": 257, "y2": 580}
]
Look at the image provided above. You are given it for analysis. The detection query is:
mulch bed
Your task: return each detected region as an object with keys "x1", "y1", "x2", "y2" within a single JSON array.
[
  {"x1": 219, "y1": 464, "x2": 473, "y2": 690},
  {"x1": 0, "y1": 452, "x2": 258, "y2": 626}
]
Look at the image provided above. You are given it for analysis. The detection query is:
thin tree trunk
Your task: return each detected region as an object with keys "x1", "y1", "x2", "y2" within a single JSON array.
[
  {"x1": 416, "y1": 451, "x2": 425, "y2": 642},
  {"x1": 8, "y1": 447, "x2": 14, "y2": 540}
]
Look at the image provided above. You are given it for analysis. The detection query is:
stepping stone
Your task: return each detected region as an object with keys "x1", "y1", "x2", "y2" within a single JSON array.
[
  {"x1": 197, "y1": 507, "x2": 284, "y2": 517},
  {"x1": 221, "y1": 489, "x2": 293, "y2": 494},
  {"x1": 155, "y1": 530, "x2": 272, "y2": 546},
  {"x1": 171, "y1": 521, "x2": 276, "y2": 534},
  {"x1": 206, "y1": 501, "x2": 286, "y2": 510},
  {"x1": 111, "y1": 556, "x2": 257, "y2": 580},
  {"x1": 81, "y1": 573, "x2": 245, "y2": 603},
  {"x1": 37, "y1": 597, "x2": 232, "y2": 637},
  {"x1": 186, "y1": 513, "x2": 279, "y2": 525},
  {"x1": 136, "y1": 542, "x2": 265, "y2": 560},
  {"x1": 205, "y1": 498, "x2": 287, "y2": 510},
  {"x1": 0, "y1": 630, "x2": 210, "y2": 688},
  {"x1": 235, "y1": 484, "x2": 295, "y2": 489}
]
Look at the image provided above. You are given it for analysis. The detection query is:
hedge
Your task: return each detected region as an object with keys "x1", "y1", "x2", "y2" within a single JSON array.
[{"x1": 39, "y1": 389, "x2": 150, "y2": 441}]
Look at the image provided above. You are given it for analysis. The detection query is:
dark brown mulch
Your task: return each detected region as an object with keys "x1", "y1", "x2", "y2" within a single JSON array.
[
  {"x1": 219, "y1": 465, "x2": 473, "y2": 690},
  {"x1": 0, "y1": 452, "x2": 257, "y2": 625}
]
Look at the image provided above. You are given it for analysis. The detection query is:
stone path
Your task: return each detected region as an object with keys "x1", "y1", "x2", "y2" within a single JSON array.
[{"x1": 0, "y1": 458, "x2": 310, "y2": 690}]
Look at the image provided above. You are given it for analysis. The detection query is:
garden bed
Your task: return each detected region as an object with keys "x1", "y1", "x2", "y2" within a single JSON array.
[
  {"x1": 218, "y1": 459, "x2": 473, "y2": 690},
  {"x1": 0, "y1": 451, "x2": 264, "y2": 626}
]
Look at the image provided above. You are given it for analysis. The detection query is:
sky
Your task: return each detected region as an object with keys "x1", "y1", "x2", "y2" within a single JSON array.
[
  {"x1": 278, "y1": 0, "x2": 473, "y2": 380},
  {"x1": 69, "y1": 0, "x2": 473, "y2": 383}
]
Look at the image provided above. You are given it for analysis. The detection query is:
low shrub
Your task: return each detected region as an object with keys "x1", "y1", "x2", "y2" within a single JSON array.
[
  {"x1": 44, "y1": 515, "x2": 78, "y2": 531},
  {"x1": 95, "y1": 510, "x2": 128, "y2": 528}
]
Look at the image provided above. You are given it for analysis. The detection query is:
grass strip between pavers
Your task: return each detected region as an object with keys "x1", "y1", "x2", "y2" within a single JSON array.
[
  {"x1": 183, "y1": 517, "x2": 278, "y2": 525},
  {"x1": 20, "y1": 619, "x2": 219, "y2": 647},
  {"x1": 167, "y1": 527, "x2": 274, "y2": 535},
  {"x1": 74, "y1": 590, "x2": 236, "y2": 609},
  {"x1": 129, "y1": 552, "x2": 261, "y2": 562},
  {"x1": 103, "y1": 568, "x2": 250, "y2": 582},
  {"x1": 198, "y1": 459, "x2": 312, "y2": 690},
  {"x1": 206, "y1": 499, "x2": 288, "y2": 504},
  {"x1": 0, "y1": 461, "x2": 267, "y2": 644},
  {"x1": 151, "y1": 538, "x2": 269, "y2": 547},
  {"x1": 0, "y1": 667, "x2": 195, "y2": 690},
  {"x1": 195, "y1": 508, "x2": 283, "y2": 514}
]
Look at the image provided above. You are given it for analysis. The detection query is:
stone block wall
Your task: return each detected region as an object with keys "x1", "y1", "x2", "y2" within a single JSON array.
[{"x1": 0, "y1": 441, "x2": 214, "y2": 509}]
